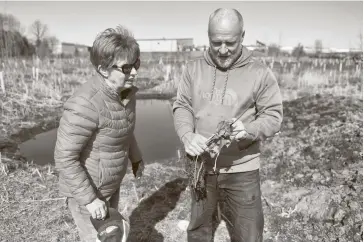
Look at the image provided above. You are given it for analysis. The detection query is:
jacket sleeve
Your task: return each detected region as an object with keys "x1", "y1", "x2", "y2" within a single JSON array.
[
  {"x1": 54, "y1": 96, "x2": 99, "y2": 206},
  {"x1": 172, "y1": 64, "x2": 195, "y2": 141},
  {"x1": 129, "y1": 133, "x2": 142, "y2": 163},
  {"x1": 243, "y1": 68, "x2": 283, "y2": 143}
]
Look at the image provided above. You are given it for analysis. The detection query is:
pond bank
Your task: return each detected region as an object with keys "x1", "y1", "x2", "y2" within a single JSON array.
[
  {"x1": 0, "y1": 105, "x2": 63, "y2": 158},
  {"x1": 18, "y1": 99, "x2": 182, "y2": 166},
  {"x1": 0, "y1": 91, "x2": 177, "y2": 160},
  {"x1": 136, "y1": 91, "x2": 176, "y2": 100}
]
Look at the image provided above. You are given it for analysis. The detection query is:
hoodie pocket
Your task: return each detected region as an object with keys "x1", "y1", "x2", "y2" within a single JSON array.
[{"x1": 236, "y1": 139, "x2": 255, "y2": 151}]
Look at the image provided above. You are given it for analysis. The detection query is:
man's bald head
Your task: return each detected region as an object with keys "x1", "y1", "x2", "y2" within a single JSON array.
[
  {"x1": 208, "y1": 8, "x2": 244, "y2": 35},
  {"x1": 207, "y1": 8, "x2": 245, "y2": 70}
]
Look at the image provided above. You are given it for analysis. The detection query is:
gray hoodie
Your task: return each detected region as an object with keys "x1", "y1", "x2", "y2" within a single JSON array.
[{"x1": 173, "y1": 46, "x2": 283, "y2": 172}]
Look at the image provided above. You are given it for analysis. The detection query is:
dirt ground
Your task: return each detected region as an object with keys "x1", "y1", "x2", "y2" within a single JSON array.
[{"x1": 0, "y1": 93, "x2": 362, "y2": 242}]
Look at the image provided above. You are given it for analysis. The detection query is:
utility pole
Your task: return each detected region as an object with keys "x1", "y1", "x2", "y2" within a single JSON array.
[
  {"x1": 359, "y1": 31, "x2": 363, "y2": 51},
  {"x1": 278, "y1": 32, "x2": 282, "y2": 57},
  {"x1": 2, "y1": 0, "x2": 8, "y2": 59}
]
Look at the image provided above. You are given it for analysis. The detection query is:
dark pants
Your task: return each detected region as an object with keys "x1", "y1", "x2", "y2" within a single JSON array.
[{"x1": 187, "y1": 169, "x2": 264, "y2": 242}]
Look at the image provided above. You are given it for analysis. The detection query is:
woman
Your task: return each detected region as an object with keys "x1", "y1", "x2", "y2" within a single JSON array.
[{"x1": 54, "y1": 25, "x2": 144, "y2": 242}]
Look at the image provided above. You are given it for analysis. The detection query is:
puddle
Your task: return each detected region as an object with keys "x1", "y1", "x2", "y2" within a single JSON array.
[{"x1": 19, "y1": 99, "x2": 182, "y2": 165}]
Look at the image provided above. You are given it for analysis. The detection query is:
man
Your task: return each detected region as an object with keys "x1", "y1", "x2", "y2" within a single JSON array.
[
  {"x1": 173, "y1": 8, "x2": 283, "y2": 242},
  {"x1": 54, "y1": 25, "x2": 144, "y2": 242}
]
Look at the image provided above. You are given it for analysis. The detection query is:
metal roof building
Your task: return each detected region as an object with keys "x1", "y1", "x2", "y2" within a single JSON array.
[{"x1": 137, "y1": 38, "x2": 194, "y2": 52}]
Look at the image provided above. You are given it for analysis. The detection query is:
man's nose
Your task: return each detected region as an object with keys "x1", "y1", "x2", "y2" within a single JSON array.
[{"x1": 219, "y1": 44, "x2": 228, "y2": 55}]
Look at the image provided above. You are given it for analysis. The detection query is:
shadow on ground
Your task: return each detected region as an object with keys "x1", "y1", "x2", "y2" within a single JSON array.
[{"x1": 127, "y1": 178, "x2": 188, "y2": 242}]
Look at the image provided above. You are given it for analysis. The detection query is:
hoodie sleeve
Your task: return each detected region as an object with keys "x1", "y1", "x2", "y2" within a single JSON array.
[
  {"x1": 172, "y1": 64, "x2": 195, "y2": 140},
  {"x1": 243, "y1": 68, "x2": 283, "y2": 143}
]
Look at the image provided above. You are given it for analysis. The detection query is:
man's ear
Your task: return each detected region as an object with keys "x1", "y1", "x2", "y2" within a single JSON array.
[
  {"x1": 98, "y1": 65, "x2": 109, "y2": 77},
  {"x1": 241, "y1": 30, "x2": 245, "y2": 43}
]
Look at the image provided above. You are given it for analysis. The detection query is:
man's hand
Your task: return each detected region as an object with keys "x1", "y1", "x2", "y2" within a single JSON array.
[
  {"x1": 230, "y1": 118, "x2": 248, "y2": 141},
  {"x1": 132, "y1": 160, "x2": 145, "y2": 179},
  {"x1": 182, "y1": 132, "x2": 208, "y2": 157},
  {"x1": 86, "y1": 198, "x2": 108, "y2": 220}
]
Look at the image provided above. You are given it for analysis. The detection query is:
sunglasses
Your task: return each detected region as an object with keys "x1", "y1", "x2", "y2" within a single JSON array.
[{"x1": 112, "y1": 58, "x2": 141, "y2": 75}]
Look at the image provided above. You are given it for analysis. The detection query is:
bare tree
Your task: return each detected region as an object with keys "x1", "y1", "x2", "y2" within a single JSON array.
[
  {"x1": 44, "y1": 36, "x2": 59, "y2": 54},
  {"x1": 30, "y1": 19, "x2": 48, "y2": 48},
  {"x1": 314, "y1": 39, "x2": 323, "y2": 54},
  {"x1": 0, "y1": 13, "x2": 33, "y2": 58},
  {"x1": 292, "y1": 43, "x2": 305, "y2": 61},
  {"x1": 267, "y1": 44, "x2": 280, "y2": 57},
  {"x1": 0, "y1": 13, "x2": 21, "y2": 32}
]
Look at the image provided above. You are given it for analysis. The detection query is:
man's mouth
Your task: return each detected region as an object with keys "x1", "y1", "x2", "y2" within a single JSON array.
[{"x1": 219, "y1": 56, "x2": 229, "y2": 61}]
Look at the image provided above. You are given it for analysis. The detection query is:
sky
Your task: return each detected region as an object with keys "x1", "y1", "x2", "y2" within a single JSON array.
[{"x1": 0, "y1": 1, "x2": 362, "y2": 49}]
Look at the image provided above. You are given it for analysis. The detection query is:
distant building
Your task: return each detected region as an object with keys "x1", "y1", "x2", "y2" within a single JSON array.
[
  {"x1": 53, "y1": 42, "x2": 90, "y2": 56},
  {"x1": 245, "y1": 40, "x2": 268, "y2": 53},
  {"x1": 280, "y1": 46, "x2": 294, "y2": 55},
  {"x1": 137, "y1": 38, "x2": 194, "y2": 52}
]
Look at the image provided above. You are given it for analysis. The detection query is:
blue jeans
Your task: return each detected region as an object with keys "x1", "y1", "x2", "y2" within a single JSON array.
[
  {"x1": 187, "y1": 170, "x2": 264, "y2": 242},
  {"x1": 67, "y1": 188, "x2": 120, "y2": 242}
]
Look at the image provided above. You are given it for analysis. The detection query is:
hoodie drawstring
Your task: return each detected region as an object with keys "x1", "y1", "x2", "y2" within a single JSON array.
[
  {"x1": 210, "y1": 66, "x2": 229, "y2": 105},
  {"x1": 208, "y1": 66, "x2": 230, "y2": 174},
  {"x1": 210, "y1": 66, "x2": 217, "y2": 102}
]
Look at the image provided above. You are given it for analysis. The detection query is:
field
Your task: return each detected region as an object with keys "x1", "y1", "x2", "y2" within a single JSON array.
[{"x1": 0, "y1": 55, "x2": 362, "y2": 242}]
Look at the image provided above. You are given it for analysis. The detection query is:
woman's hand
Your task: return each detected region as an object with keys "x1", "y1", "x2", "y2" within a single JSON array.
[{"x1": 86, "y1": 198, "x2": 108, "y2": 220}]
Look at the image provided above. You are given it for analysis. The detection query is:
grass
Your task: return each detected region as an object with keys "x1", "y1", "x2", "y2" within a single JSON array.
[
  {"x1": 258, "y1": 94, "x2": 363, "y2": 242},
  {"x1": 1, "y1": 94, "x2": 362, "y2": 242},
  {"x1": 0, "y1": 56, "x2": 361, "y2": 131},
  {"x1": 0, "y1": 158, "x2": 191, "y2": 242},
  {"x1": 0, "y1": 55, "x2": 363, "y2": 241}
]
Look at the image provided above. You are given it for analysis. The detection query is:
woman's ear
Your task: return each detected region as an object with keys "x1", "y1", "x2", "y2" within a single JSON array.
[{"x1": 98, "y1": 65, "x2": 109, "y2": 77}]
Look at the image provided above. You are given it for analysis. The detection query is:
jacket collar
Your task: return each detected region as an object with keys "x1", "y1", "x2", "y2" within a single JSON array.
[
  {"x1": 96, "y1": 73, "x2": 138, "y2": 106},
  {"x1": 120, "y1": 86, "x2": 138, "y2": 106}
]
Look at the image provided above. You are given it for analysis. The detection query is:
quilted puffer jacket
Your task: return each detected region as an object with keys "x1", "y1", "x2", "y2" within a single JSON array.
[{"x1": 54, "y1": 75, "x2": 142, "y2": 206}]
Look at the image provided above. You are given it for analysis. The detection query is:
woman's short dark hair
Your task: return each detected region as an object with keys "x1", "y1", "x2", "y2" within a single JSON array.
[{"x1": 90, "y1": 25, "x2": 140, "y2": 70}]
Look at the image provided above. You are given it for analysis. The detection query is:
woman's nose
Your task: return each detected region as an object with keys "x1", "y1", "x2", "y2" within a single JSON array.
[{"x1": 130, "y1": 67, "x2": 138, "y2": 76}]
